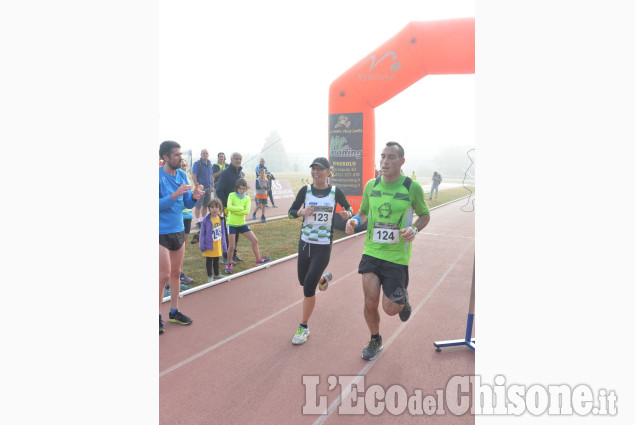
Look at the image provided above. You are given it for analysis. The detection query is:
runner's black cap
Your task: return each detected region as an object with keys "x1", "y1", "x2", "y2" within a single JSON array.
[{"x1": 309, "y1": 157, "x2": 330, "y2": 169}]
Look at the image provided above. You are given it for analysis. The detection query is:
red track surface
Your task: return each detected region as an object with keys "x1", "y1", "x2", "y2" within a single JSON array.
[{"x1": 160, "y1": 200, "x2": 475, "y2": 424}]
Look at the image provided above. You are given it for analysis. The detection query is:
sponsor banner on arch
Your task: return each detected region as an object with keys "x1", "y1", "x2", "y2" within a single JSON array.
[{"x1": 329, "y1": 112, "x2": 363, "y2": 197}]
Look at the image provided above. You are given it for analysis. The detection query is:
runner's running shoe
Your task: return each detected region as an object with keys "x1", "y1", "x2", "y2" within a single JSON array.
[
  {"x1": 399, "y1": 292, "x2": 412, "y2": 322},
  {"x1": 261, "y1": 217, "x2": 267, "y2": 223},
  {"x1": 180, "y1": 272, "x2": 194, "y2": 284},
  {"x1": 234, "y1": 255, "x2": 245, "y2": 262},
  {"x1": 168, "y1": 309, "x2": 193, "y2": 325},
  {"x1": 225, "y1": 264, "x2": 234, "y2": 274},
  {"x1": 362, "y1": 336, "x2": 383, "y2": 360},
  {"x1": 252, "y1": 212, "x2": 257, "y2": 220},
  {"x1": 255, "y1": 257, "x2": 271, "y2": 265},
  {"x1": 292, "y1": 325, "x2": 310, "y2": 345},
  {"x1": 318, "y1": 272, "x2": 332, "y2": 291}
]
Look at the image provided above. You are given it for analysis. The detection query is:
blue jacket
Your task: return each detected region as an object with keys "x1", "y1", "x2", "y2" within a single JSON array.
[
  {"x1": 192, "y1": 159, "x2": 213, "y2": 187},
  {"x1": 255, "y1": 163, "x2": 271, "y2": 178},
  {"x1": 159, "y1": 167, "x2": 197, "y2": 234}
]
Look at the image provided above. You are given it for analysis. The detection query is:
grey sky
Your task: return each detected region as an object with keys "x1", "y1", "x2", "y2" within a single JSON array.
[{"x1": 159, "y1": 0, "x2": 475, "y2": 167}]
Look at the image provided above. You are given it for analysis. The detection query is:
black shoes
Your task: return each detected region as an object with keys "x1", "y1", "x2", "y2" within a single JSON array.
[
  {"x1": 399, "y1": 292, "x2": 412, "y2": 322},
  {"x1": 362, "y1": 336, "x2": 383, "y2": 360},
  {"x1": 168, "y1": 309, "x2": 193, "y2": 325}
]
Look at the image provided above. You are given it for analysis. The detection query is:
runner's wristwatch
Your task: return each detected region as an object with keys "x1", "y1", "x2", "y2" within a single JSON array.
[{"x1": 410, "y1": 225, "x2": 419, "y2": 235}]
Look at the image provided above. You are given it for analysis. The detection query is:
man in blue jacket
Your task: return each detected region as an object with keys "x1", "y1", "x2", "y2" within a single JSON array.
[
  {"x1": 159, "y1": 141, "x2": 204, "y2": 334},
  {"x1": 215, "y1": 152, "x2": 246, "y2": 264}
]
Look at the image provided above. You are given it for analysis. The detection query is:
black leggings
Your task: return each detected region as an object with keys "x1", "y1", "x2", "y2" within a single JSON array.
[
  {"x1": 297, "y1": 241, "x2": 332, "y2": 297},
  {"x1": 206, "y1": 257, "x2": 220, "y2": 277}
]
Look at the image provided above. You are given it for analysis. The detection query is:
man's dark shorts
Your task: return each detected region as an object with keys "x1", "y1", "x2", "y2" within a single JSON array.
[
  {"x1": 195, "y1": 186, "x2": 213, "y2": 208},
  {"x1": 358, "y1": 254, "x2": 409, "y2": 304},
  {"x1": 159, "y1": 231, "x2": 186, "y2": 251}
]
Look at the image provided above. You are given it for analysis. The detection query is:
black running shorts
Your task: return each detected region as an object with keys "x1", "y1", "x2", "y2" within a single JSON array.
[
  {"x1": 358, "y1": 254, "x2": 409, "y2": 305},
  {"x1": 159, "y1": 231, "x2": 186, "y2": 251}
]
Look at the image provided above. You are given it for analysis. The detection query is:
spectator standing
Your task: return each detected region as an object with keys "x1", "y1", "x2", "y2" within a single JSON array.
[
  {"x1": 252, "y1": 167, "x2": 269, "y2": 222},
  {"x1": 159, "y1": 141, "x2": 203, "y2": 334},
  {"x1": 255, "y1": 157, "x2": 277, "y2": 208},
  {"x1": 288, "y1": 157, "x2": 353, "y2": 345},
  {"x1": 224, "y1": 178, "x2": 271, "y2": 275},
  {"x1": 211, "y1": 152, "x2": 228, "y2": 191},
  {"x1": 430, "y1": 171, "x2": 442, "y2": 200},
  {"x1": 200, "y1": 198, "x2": 227, "y2": 282},
  {"x1": 192, "y1": 149, "x2": 214, "y2": 229},
  {"x1": 215, "y1": 152, "x2": 246, "y2": 264},
  {"x1": 345, "y1": 142, "x2": 430, "y2": 360}
]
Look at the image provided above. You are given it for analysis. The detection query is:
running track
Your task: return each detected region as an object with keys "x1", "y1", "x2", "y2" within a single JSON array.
[{"x1": 160, "y1": 199, "x2": 475, "y2": 424}]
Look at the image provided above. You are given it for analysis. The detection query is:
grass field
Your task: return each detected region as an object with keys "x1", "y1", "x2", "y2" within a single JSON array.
[{"x1": 179, "y1": 181, "x2": 474, "y2": 288}]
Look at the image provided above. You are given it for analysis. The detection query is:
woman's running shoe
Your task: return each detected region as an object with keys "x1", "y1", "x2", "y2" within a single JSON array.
[{"x1": 292, "y1": 325, "x2": 310, "y2": 345}]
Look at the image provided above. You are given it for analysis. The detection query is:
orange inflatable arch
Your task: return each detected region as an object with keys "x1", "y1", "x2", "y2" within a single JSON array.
[{"x1": 328, "y1": 17, "x2": 475, "y2": 219}]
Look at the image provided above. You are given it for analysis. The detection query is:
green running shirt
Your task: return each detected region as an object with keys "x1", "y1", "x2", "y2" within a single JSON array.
[{"x1": 360, "y1": 175, "x2": 429, "y2": 265}]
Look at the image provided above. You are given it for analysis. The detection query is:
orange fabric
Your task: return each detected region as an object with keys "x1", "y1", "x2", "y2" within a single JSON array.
[{"x1": 328, "y1": 18, "x2": 474, "y2": 211}]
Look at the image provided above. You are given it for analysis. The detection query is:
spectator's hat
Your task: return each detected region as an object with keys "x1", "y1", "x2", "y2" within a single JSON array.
[{"x1": 310, "y1": 157, "x2": 330, "y2": 169}]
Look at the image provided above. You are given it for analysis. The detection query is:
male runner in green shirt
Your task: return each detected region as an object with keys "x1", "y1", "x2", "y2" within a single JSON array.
[{"x1": 345, "y1": 141, "x2": 430, "y2": 360}]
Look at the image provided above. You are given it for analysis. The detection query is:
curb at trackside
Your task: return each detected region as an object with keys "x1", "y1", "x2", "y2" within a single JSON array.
[{"x1": 163, "y1": 195, "x2": 474, "y2": 302}]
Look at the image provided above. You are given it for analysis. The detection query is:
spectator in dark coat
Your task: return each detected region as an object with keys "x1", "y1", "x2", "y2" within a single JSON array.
[{"x1": 214, "y1": 152, "x2": 246, "y2": 263}]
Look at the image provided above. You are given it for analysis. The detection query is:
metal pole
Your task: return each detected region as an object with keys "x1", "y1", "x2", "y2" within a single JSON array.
[{"x1": 434, "y1": 255, "x2": 475, "y2": 352}]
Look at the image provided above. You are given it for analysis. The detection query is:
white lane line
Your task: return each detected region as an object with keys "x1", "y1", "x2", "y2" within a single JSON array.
[
  {"x1": 160, "y1": 269, "x2": 359, "y2": 378},
  {"x1": 311, "y1": 240, "x2": 474, "y2": 425}
]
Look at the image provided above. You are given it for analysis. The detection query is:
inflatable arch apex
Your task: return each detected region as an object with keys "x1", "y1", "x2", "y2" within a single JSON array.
[{"x1": 328, "y1": 17, "x2": 475, "y2": 221}]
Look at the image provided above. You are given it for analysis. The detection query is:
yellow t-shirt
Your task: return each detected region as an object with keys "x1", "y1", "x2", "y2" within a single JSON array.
[{"x1": 202, "y1": 215, "x2": 223, "y2": 258}]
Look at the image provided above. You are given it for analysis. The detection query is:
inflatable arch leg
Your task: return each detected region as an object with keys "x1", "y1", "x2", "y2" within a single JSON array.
[{"x1": 328, "y1": 17, "x2": 474, "y2": 229}]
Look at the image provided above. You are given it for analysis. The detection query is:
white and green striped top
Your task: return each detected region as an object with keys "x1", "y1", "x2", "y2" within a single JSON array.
[{"x1": 300, "y1": 185, "x2": 337, "y2": 245}]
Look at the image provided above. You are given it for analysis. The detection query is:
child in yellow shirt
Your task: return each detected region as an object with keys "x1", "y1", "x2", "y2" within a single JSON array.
[{"x1": 200, "y1": 198, "x2": 227, "y2": 282}]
